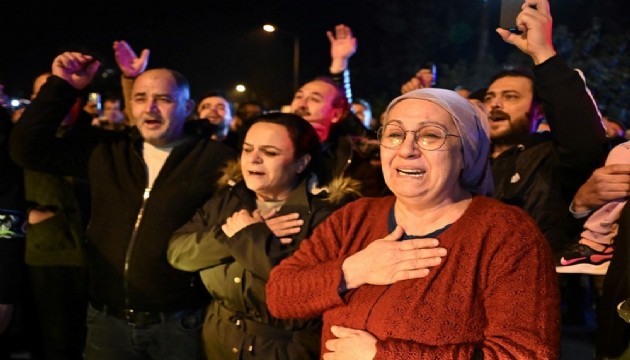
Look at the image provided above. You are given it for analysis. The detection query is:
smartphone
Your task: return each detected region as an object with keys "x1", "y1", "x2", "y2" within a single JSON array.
[
  {"x1": 429, "y1": 63, "x2": 437, "y2": 86},
  {"x1": 500, "y1": 0, "x2": 523, "y2": 34},
  {"x1": 88, "y1": 92, "x2": 102, "y2": 114},
  {"x1": 418, "y1": 63, "x2": 437, "y2": 87}
]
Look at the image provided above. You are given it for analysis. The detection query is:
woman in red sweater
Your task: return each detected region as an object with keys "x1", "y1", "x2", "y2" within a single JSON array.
[{"x1": 266, "y1": 88, "x2": 560, "y2": 359}]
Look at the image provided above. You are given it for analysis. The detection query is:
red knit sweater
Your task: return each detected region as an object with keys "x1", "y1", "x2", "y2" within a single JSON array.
[{"x1": 267, "y1": 195, "x2": 561, "y2": 359}]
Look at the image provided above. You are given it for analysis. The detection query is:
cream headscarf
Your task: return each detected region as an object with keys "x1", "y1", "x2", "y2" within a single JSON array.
[{"x1": 384, "y1": 88, "x2": 494, "y2": 197}]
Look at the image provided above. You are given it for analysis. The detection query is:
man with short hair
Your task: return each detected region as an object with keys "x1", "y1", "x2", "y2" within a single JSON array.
[
  {"x1": 195, "y1": 91, "x2": 235, "y2": 144},
  {"x1": 484, "y1": 0, "x2": 608, "y2": 255},
  {"x1": 290, "y1": 24, "x2": 385, "y2": 197},
  {"x1": 93, "y1": 95, "x2": 126, "y2": 131},
  {"x1": 10, "y1": 50, "x2": 235, "y2": 360}
]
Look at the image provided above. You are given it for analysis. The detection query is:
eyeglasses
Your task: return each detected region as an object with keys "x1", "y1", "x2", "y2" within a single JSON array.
[{"x1": 377, "y1": 123, "x2": 460, "y2": 151}]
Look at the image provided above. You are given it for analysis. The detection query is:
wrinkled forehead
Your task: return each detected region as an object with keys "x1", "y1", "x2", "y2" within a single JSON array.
[
  {"x1": 133, "y1": 70, "x2": 184, "y2": 96},
  {"x1": 299, "y1": 80, "x2": 337, "y2": 98}
]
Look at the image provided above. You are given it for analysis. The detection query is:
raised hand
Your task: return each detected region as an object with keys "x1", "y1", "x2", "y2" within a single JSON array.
[
  {"x1": 341, "y1": 225, "x2": 447, "y2": 289},
  {"x1": 113, "y1": 40, "x2": 150, "y2": 78},
  {"x1": 52, "y1": 52, "x2": 101, "y2": 90},
  {"x1": 495, "y1": 0, "x2": 556, "y2": 65},
  {"x1": 327, "y1": 24, "x2": 357, "y2": 73},
  {"x1": 400, "y1": 68, "x2": 435, "y2": 94}
]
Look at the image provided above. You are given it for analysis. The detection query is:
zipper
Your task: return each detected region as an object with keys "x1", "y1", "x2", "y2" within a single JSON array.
[{"x1": 124, "y1": 187, "x2": 151, "y2": 309}]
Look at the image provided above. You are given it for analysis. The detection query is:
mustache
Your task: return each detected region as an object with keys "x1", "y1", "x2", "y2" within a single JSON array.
[
  {"x1": 293, "y1": 109, "x2": 310, "y2": 117},
  {"x1": 489, "y1": 109, "x2": 510, "y2": 121}
]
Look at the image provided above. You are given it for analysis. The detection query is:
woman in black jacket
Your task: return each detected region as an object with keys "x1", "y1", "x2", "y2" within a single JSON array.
[{"x1": 167, "y1": 112, "x2": 358, "y2": 359}]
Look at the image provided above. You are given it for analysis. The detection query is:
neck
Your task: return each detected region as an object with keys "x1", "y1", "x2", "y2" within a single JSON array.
[
  {"x1": 394, "y1": 191, "x2": 472, "y2": 236},
  {"x1": 491, "y1": 143, "x2": 513, "y2": 158}
]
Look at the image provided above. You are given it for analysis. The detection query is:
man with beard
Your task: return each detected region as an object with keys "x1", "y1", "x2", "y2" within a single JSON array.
[
  {"x1": 195, "y1": 91, "x2": 239, "y2": 149},
  {"x1": 483, "y1": 0, "x2": 608, "y2": 256}
]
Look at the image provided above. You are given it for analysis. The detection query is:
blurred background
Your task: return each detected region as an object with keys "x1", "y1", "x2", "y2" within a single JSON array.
[{"x1": 1, "y1": 0, "x2": 628, "y2": 121}]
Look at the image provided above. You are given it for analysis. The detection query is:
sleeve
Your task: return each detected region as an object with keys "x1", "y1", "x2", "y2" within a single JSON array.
[
  {"x1": 167, "y1": 193, "x2": 233, "y2": 272},
  {"x1": 534, "y1": 56, "x2": 608, "y2": 192},
  {"x1": 9, "y1": 76, "x2": 95, "y2": 178},
  {"x1": 329, "y1": 69, "x2": 353, "y2": 104},
  {"x1": 266, "y1": 210, "x2": 349, "y2": 320},
  {"x1": 120, "y1": 75, "x2": 135, "y2": 126},
  {"x1": 375, "y1": 211, "x2": 561, "y2": 360}
]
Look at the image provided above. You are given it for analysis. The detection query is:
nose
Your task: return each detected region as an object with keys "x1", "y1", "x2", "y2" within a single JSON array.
[
  {"x1": 397, "y1": 132, "x2": 421, "y2": 158},
  {"x1": 249, "y1": 150, "x2": 263, "y2": 164},
  {"x1": 486, "y1": 97, "x2": 502, "y2": 112},
  {"x1": 144, "y1": 98, "x2": 159, "y2": 113},
  {"x1": 292, "y1": 97, "x2": 306, "y2": 110}
]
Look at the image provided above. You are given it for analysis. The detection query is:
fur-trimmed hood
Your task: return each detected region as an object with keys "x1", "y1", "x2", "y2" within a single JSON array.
[{"x1": 217, "y1": 159, "x2": 361, "y2": 205}]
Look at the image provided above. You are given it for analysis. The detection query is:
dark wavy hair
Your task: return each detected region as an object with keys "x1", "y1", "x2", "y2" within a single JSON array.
[
  {"x1": 246, "y1": 112, "x2": 324, "y2": 184},
  {"x1": 487, "y1": 68, "x2": 539, "y2": 103}
]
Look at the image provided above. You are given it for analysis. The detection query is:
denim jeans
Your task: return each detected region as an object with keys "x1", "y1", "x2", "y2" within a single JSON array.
[{"x1": 84, "y1": 303, "x2": 204, "y2": 360}]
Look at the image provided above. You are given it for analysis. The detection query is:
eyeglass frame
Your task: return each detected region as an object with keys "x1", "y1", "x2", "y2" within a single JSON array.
[{"x1": 377, "y1": 122, "x2": 461, "y2": 151}]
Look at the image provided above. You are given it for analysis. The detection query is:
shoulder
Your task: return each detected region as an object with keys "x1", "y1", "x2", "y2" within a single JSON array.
[{"x1": 467, "y1": 196, "x2": 538, "y2": 228}]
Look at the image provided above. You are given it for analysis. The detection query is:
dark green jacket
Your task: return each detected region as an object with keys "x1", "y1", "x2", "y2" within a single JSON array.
[
  {"x1": 168, "y1": 173, "x2": 353, "y2": 359},
  {"x1": 23, "y1": 168, "x2": 87, "y2": 266}
]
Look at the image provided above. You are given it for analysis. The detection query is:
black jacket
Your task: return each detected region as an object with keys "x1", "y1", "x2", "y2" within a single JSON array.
[
  {"x1": 491, "y1": 56, "x2": 608, "y2": 254},
  {"x1": 0, "y1": 106, "x2": 25, "y2": 304},
  {"x1": 9, "y1": 76, "x2": 236, "y2": 312},
  {"x1": 597, "y1": 203, "x2": 630, "y2": 357}
]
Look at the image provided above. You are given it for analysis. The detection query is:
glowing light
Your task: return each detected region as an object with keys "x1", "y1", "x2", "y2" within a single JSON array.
[
  {"x1": 263, "y1": 24, "x2": 275, "y2": 33},
  {"x1": 235, "y1": 84, "x2": 246, "y2": 92}
]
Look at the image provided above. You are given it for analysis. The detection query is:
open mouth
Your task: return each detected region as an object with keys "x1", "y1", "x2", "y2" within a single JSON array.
[
  {"x1": 489, "y1": 111, "x2": 509, "y2": 122},
  {"x1": 248, "y1": 170, "x2": 265, "y2": 176},
  {"x1": 397, "y1": 169, "x2": 426, "y2": 177},
  {"x1": 143, "y1": 119, "x2": 162, "y2": 126}
]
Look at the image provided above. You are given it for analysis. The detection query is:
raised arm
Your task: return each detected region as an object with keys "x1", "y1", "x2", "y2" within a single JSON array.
[
  {"x1": 499, "y1": 0, "x2": 607, "y2": 192},
  {"x1": 113, "y1": 40, "x2": 150, "y2": 126},
  {"x1": 9, "y1": 52, "x2": 101, "y2": 176},
  {"x1": 327, "y1": 24, "x2": 357, "y2": 103}
]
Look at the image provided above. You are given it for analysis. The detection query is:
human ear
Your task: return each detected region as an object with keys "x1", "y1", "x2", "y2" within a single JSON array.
[{"x1": 296, "y1": 154, "x2": 312, "y2": 173}]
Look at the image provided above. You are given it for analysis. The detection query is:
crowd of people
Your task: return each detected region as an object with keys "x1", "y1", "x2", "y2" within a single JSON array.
[{"x1": 1, "y1": 0, "x2": 630, "y2": 359}]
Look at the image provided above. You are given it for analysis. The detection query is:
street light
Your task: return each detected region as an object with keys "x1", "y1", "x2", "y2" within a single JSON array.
[{"x1": 263, "y1": 24, "x2": 300, "y2": 92}]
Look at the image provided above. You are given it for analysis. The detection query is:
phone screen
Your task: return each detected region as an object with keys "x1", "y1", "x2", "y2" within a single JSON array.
[{"x1": 500, "y1": 0, "x2": 523, "y2": 33}]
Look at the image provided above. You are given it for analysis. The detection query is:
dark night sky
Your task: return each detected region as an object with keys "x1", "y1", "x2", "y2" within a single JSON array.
[{"x1": 1, "y1": 0, "x2": 628, "y2": 110}]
